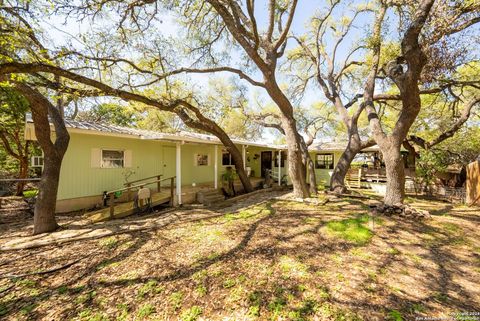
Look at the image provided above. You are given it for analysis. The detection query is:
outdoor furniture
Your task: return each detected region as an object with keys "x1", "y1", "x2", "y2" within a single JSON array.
[{"x1": 346, "y1": 168, "x2": 362, "y2": 189}]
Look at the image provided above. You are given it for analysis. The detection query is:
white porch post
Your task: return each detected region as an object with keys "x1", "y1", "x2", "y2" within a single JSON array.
[
  {"x1": 176, "y1": 142, "x2": 182, "y2": 205},
  {"x1": 278, "y1": 150, "x2": 282, "y2": 186},
  {"x1": 242, "y1": 145, "x2": 246, "y2": 169},
  {"x1": 214, "y1": 145, "x2": 218, "y2": 189}
]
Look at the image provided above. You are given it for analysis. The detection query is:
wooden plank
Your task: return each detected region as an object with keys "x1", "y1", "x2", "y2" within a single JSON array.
[
  {"x1": 0, "y1": 178, "x2": 41, "y2": 182},
  {"x1": 109, "y1": 193, "x2": 115, "y2": 218},
  {"x1": 169, "y1": 177, "x2": 174, "y2": 206},
  {"x1": 346, "y1": 168, "x2": 362, "y2": 189},
  {"x1": 86, "y1": 190, "x2": 172, "y2": 223},
  {"x1": 125, "y1": 174, "x2": 163, "y2": 186}
]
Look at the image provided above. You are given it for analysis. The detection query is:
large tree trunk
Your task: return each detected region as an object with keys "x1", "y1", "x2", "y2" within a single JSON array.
[
  {"x1": 282, "y1": 116, "x2": 309, "y2": 198},
  {"x1": 330, "y1": 146, "x2": 358, "y2": 194},
  {"x1": 330, "y1": 128, "x2": 375, "y2": 194},
  {"x1": 33, "y1": 153, "x2": 62, "y2": 233},
  {"x1": 383, "y1": 146, "x2": 405, "y2": 206},
  {"x1": 363, "y1": 0, "x2": 432, "y2": 206},
  {"x1": 224, "y1": 142, "x2": 254, "y2": 193},
  {"x1": 265, "y1": 80, "x2": 310, "y2": 198},
  {"x1": 307, "y1": 158, "x2": 317, "y2": 194},
  {"x1": 299, "y1": 136, "x2": 317, "y2": 195},
  {"x1": 15, "y1": 84, "x2": 70, "y2": 235}
]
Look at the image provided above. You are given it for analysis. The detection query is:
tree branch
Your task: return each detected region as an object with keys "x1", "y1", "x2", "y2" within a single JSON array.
[{"x1": 273, "y1": 0, "x2": 298, "y2": 51}]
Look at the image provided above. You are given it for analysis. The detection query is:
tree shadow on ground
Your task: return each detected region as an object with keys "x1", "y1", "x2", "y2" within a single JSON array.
[
  {"x1": 0, "y1": 229, "x2": 153, "y2": 320},
  {"x1": 1, "y1": 196, "x2": 479, "y2": 320}
]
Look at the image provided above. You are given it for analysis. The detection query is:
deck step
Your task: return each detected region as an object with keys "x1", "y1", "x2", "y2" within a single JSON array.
[
  {"x1": 203, "y1": 194, "x2": 225, "y2": 206},
  {"x1": 196, "y1": 189, "x2": 225, "y2": 205}
]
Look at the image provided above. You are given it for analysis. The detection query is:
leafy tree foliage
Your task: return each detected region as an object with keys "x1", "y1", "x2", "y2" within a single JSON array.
[
  {"x1": 0, "y1": 85, "x2": 32, "y2": 195},
  {"x1": 74, "y1": 102, "x2": 140, "y2": 127}
]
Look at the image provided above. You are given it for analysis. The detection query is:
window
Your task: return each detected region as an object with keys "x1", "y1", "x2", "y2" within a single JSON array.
[
  {"x1": 315, "y1": 153, "x2": 334, "y2": 169},
  {"x1": 102, "y1": 150, "x2": 124, "y2": 168},
  {"x1": 195, "y1": 154, "x2": 209, "y2": 166},
  {"x1": 31, "y1": 155, "x2": 44, "y2": 168},
  {"x1": 222, "y1": 150, "x2": 236, "y2": 166}
]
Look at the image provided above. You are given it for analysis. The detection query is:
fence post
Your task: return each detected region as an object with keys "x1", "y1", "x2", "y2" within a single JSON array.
[
  {"x1": 157, "y1": 175, "x2": 161, "y2": 192},
  {"x1": 126, "y1": 183, "x2": 132, "y2": 201},
  {"x1": 358, "y1": 168, "x2": 361, "y2": 188},
  {"x1": 109, "y1": 193, "x2": 115, "y2": 218},
  {"x1": 170, "y1": 177, "x2": 174, "y2": 206}
]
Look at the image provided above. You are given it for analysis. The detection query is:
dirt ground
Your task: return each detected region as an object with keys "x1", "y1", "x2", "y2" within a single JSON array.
[{"x1": 0, "y1": 191, "x2": 479, "y2": 320}]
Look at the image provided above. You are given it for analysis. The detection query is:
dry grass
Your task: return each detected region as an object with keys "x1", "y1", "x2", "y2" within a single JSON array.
[{"x1": 0, "y1": 192, "x2": 479, "y2": 320}]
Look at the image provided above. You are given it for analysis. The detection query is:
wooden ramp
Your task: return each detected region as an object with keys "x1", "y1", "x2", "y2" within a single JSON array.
[
  {"x1": 85, "y1": 175, "x2": 175, "y2": 223},
  {"x1": 85, "y1": 190, "x2": 172, "y2": 223}
]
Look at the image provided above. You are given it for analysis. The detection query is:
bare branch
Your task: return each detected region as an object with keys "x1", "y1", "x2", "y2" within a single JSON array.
[{"x1": 273, "y1": 0, "x2": 298, "y2": 51}]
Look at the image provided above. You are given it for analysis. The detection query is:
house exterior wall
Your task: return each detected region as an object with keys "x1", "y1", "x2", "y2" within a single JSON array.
[
  {"x1": 41, "y1": 124, "x2": 354, "y2": 212},
  {"x1": 54, "y1": 132, "x2": 282, "y2": 212},
  {"x1": 57, "y1": 133, "x2": 171, "y2": 205},
  {"x1": 244, "y1": 146, "x2": 282, "y2": 178},
  {"x1": 245, "y1": 146, "x2": 263, "y2": 178},
  {"x1": 180, "y1": 143, "x2": 217, "y2": 186},
  {"x1": 309, "y1": 151, "x2": 344, "y2": 187}
]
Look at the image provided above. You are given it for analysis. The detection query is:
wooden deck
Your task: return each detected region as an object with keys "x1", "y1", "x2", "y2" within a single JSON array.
[{"x1": 85, "y1": 190, "x2": 173, "y2": 223}]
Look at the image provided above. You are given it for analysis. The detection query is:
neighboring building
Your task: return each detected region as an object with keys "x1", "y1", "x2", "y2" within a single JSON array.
[{"x1": 25, "y1": 117, "x2": 391, "y2": 212}]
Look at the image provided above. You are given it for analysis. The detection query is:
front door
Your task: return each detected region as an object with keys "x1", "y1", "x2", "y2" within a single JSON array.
[
  {"x1": 261, "y1": 151, "x2": 272, "y2": 178},
  {"x1": 162, "y1": 146, "x2": 176, "y2": 186}
]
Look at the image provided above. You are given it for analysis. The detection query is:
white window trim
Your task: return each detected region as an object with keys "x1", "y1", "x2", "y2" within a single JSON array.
[
  {"x1": 31, "y1": 155, "x2": 44, "y2": 169},
  {"x1": 101, "y1": 149, "x2": 125, "y2": 168}
]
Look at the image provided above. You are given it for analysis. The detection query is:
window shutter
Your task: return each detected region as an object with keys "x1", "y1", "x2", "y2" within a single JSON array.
[
  {"x1": 91, "y1": 148, "x2": 102, "y2": 168},
  {"x1": 124, "y1": 150, "x2": 132, "y2": 168}
]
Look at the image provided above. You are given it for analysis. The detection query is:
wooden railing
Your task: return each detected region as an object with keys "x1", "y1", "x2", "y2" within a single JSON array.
[
  {"x1": 0, "y1": 178, "x2": 41, "y2": 182},
  {"x1": 105, "y1": 175, "x2": 176, "y2": 218},
  {"x1": 124, "y1": 174, "x2": 163, "y2": 201}
]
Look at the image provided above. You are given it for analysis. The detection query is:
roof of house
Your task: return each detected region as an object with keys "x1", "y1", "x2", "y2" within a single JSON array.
[
  {"x1": 25, "y1": 115, "x2": 281, "y2": 149},
  {"x1": 25, "y1": 115, "x2": 381, "y2": 153},
  {"x1": 309, "y1": 141, "x2": 380, "y2": 152}
]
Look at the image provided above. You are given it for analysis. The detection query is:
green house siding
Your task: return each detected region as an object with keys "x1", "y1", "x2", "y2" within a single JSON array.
[
  {"x1": 57, "y1": 133, "x2": 171, "y2": 200},
  {"x1": 57, "y1": 133, "x2": 277, "y2": 201},
  {"x1": 245, "y1": 146, "x2": 279, "y2": 178},
  {"x1": 180, "y1": 144, "x2": 216, "y2": 185},
  {"x1": 309, "y1": 151, "x2": 343, "y2": 186}
]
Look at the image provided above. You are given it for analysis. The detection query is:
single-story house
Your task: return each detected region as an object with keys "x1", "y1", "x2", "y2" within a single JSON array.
[{"x1": 25, "y1": 116, "x2": 405, "y2": 213}]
